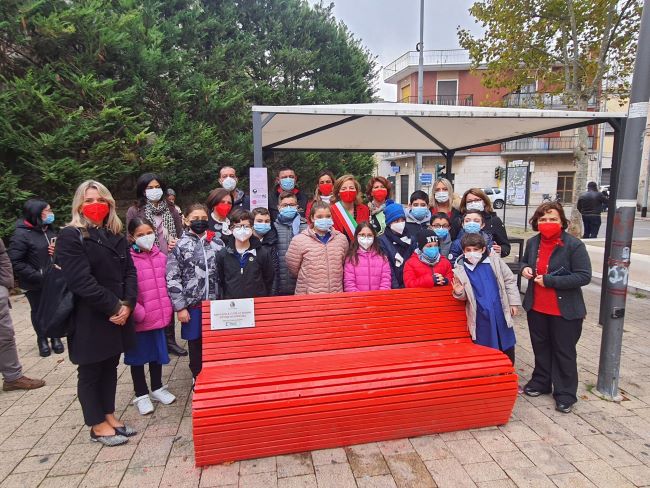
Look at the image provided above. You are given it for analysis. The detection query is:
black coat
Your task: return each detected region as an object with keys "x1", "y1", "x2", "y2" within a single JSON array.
[
  {"x1": 521, "y1": 231, "x2": 592, "y2": 320},
  {"x1": 258, "y1": 226, "x2": 280, "y2": 296},
  {"x1": 8, "y1": 220, "x2": 57, "y2": 290},
  {"x1": 378, "y1": 227, "x2": 416, "y2": 289},
  {"x1": 216, "y1": 237, "x2": 275, "y2": 299},
  {"x1": 56, "y1": 226, "x2": 137, "y2": 365},
  {"x1": 577, "y1": 190, "x2": 608, "y2": 216},
  {"x1": 268, "y1": 187, "x2": 309, "y2": 221}
]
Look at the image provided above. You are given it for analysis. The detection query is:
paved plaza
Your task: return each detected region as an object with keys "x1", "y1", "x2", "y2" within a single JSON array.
[{"x1": 1, "y1": 284, "x2": 650, "y2": 488}]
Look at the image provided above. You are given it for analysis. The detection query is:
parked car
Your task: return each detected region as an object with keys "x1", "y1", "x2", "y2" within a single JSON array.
[{"x1": 482, "y1": 187, "x2": 505, "y2": 209}]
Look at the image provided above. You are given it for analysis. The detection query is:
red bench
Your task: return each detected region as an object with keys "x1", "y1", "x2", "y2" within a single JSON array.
[{"x1": 192, "y1": 287, "x2": 518, "y2": 467}]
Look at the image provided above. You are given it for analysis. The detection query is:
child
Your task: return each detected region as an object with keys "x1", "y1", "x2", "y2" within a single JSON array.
[
  {"x1": 216, "y1": 208, "x2": 275, "y2": 298},
  {"x1": 166, "y1": 204, "x2": 224, "y2": 382},
  {"x1": 252, "y1": 207, "x2": 279, "y2": 295},
  {"x1": 451, "y1": 233, "x2": 521, "y2": 364},
  {"x1": 274, "y1": 192, "x2": 307, "y2": 295},
  {"x1": 126, "y1": 218, "x2": 176, "y2": 415},
  {"x1": 403, "y1": 230, "x2": 454, "y2": 288},
  {"x1": 378, "y1": 203, "x2": 416, "y2": 289},
  {"x1": 344, "y1": 222, "x2": 391, "y2": 292},
  {"x1": 405, "y1": 190, "x2": 431, "y2": 236},
  {"x1": 430, "y1": 213, "x2": 453, "y2": 261},
  {"x1": 448, "y1": 210, "x2": 495, "y2": 262},
  {"x1": 286, "y1": 201, "x2": 349, "y2": 294}
]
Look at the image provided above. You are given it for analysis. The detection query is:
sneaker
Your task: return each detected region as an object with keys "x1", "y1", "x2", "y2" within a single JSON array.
[
  {"x1": 3, "y1": 375, "x2": 46, "y2": 391},
  {"x1": 133, "y1": 394, "x2": 154, "y2": 415},
  {"x1": 151, "y1": 385, "x2": 176, "y2": 405}
]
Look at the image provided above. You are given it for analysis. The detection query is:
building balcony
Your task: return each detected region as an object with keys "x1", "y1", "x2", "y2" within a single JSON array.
[
  {"x1": 503, "y1": 91, "x2": 598, "y2": 109},
  {"x1": 398, "y1": 94, "x2": 474, "y2": 106},
  {"x1": 384, "y1": 49, "x2": 472, "y2": 84},
  {"x1": 501, "y1": 136, "x2": 595, "y2": 154}
]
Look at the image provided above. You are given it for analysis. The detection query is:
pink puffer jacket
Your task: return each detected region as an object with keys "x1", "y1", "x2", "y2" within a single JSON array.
[
  {"x1": 131, "y1": 245, "x2": 173, "y2": 332},
  {"x1": 285, "y1": 228, "x2": 349, "y2": 295},
  {"x1": 344, "y1": 250, "x2": 392, "y2": 292}
]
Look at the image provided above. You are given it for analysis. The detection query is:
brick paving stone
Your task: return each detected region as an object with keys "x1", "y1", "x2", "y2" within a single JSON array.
[
  {"x1": 310, "y1": 448, "x2": 348, "y2": 466},
  {"x1": 94, "y1": 442, "x2": 138, "y2": 463},
  {"x1": 240, "y1": 456, "x2": 277, "y2": 475},
  {"x1": 38, "y1": 474, "x2": 85, "y2": 488},
  {"x1": 277, "y1": 474, "x2": 317, "y2": 488},
  {"x1": 577, "y1": 412, "x2": 639, "y2": 440},
  {"x1": 345, "y1": 443, "x2": 390, "y2": 478},
  {"x1": 489, "y1": 450, "x2": 535, "y2": 470},
  {"x1": 128, "y1": 435, "x2": 174, "y2": 469},
  {"x1": 0, "y1": 433, "x2": 41, "y2": 451},
  {"x1": 444, "y1": 438, "x2": 492, "y2": 465},
  {"x1": 384, "y1": 452, "x2": 436, "y2": 488},
  {"x1": 409, "y1": 435, "x2": 453, "y2": 461},
  {"x1": 616, "y1": 413, "x2": 650, "y2": 439},
  {"x1": 423, "y1": 458, "x2": 476, "y2": 488},
  {"x1": 79, "y1": 459, "x2": 129, "y2": 488},
  {"x1": 548, "y1": 472, "x2": 598, "y2": 488},
  {"x1": 463, "y1": 461, "x2": 508, "y2": 483},
  {"x1": 572, "y1": 459, "x2": 635, "y2": 488},
  {"x1": 553, "y1": 443, "x2": 599, "y2": 463},
  {"x1": 355, "y1": 475, "x2": 399, "y2": 488},
  {"x1": 48, "y1": 442, "x2": 101, "y2": 476},
  {"x1": 28, "y1": 425, "x2": 81, "y2": 456},
  {"x1": 378, "y1": 438, "x2": 416, "y2": 456},
  {"x1": 516, "y1": 441, "x2": 576, "y2": 475},
  {"x1": 314, "y1": 463, "x2": 356, "y2": 488},
  {"x1": 576, "y1": 435, "x2": 641, "y2": 468},
  {"x1": 12, "y1": 452, "x2": 60, "y2": 474},
  {"x1": 276, "y1": 453, "x2": 313, "y2": 478},
  {"x1": 476, "y1": 481, "x2": 517, "y2": 488},
  {"x1": 199, "y1": 462, "x2": 240, "y2": 487},
  {"x1": 118, "y1": 466, "x2": 165, "y2": 488},
  {"x1": 239, "y1": 471, "x2": 279, "y2": 488},
  {"x1": 616, "y1": 438, "x2": 650, "y2": 465},
  {"x1": 0, "y1": 469, "x2": 48, "y2": 488},
  {"x1": 504, "y1": 466, "x2": 556, "y2": 488},
  {"x1": 471, "y1": 429, "x2": 518, "y2": 453},
  {"x1": 616, "y1": 464, "x2": 650, "y2": 486},
  {"x1": 159, "y1": 455, "x2": 201, "y2": 488},
  {"x1": 499, "y1": 421, "x2": 542, "y2": 443}
]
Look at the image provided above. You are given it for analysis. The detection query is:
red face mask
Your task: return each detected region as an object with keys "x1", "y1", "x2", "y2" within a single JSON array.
[
  {"x1": 538, "y1": 222, "x2": 562, "y2": 240},
  {"x1": 215, "y1": 202, "x2": 232, "y2": 218},
  {"x1": 82, "y1": 202, "x2": 110, "y2": 223},
  {"x1": 339, "y1": 189, "x2": 357, "y2": 203},
  {"x1": 318, "y1": 183, "x2": 333, "y2": 196},
  {"x1": 372, "y1": 188, "x2": 388, "y2": 202}
]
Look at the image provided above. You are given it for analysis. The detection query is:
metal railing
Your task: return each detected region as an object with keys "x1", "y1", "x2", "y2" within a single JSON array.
[
  {"x1": 398, "y1": 94, "x2": 474, "y2": 106},
  {"x1": 384, "y1": 49, "x2": 471, "y2": 79},
  {"x1": 501, "y1": 136, "x2": 595, "y2": 152},
  {"x1": 503, "y1": 91, "x2": 598, "y2": 109}
]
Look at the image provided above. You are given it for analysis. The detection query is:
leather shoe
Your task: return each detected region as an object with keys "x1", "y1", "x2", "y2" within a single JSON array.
[
  {"x1": 523, "y1": 385, "x2": 551, "y2": 397},
  {"x1": 50, "y1": 338, "x2": 65, "y2": 354},
  {"x1": 37, "y1": 338, "x2": 51, "y2": 357},
  {"x1": 165, "y1": 325, "x2": 188, "y2": 356},
  {"x1": 3, "y1": 375, "x2": 46, "y2": 391},
  {"x1": 555, "y1": 402, "x2": 573, "y2": 414}
]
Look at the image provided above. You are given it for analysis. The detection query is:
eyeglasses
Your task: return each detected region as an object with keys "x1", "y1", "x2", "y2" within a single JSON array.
[
  {"x1": 431, "y1": 224, "x2": 449, "y2": 229},
  {"x1": 233, "y1": 225, "x2": 252, "y2": 231}
]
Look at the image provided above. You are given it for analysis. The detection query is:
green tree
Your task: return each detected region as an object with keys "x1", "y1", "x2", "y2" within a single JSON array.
[
  {"x1": 458, "y1": 0, "x2": 642, "y2": 233},
  {"x1": 0, "y1": 0, "x2": 376, "y2": 238}
]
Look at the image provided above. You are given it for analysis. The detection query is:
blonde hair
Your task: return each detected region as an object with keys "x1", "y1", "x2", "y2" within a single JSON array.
[
  {"x1": 431, "y1": 177, "x2": 461, "y2": 211},
  {"x1": 332, "y1": 174, "x2": 363, "y2": 205},
  {"x1": 68, "y1": 180, "x2": 123, "y2": 234}
]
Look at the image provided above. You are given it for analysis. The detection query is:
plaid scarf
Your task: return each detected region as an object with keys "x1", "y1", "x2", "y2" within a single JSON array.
[{"x1": 144, "y1": 201, "x2": 176, "y2": 247}]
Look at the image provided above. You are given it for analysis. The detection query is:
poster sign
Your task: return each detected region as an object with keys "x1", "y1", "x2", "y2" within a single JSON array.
[
  {"x1": 505, "y1": 164, "x2": 529, "y2": 206},
  {"x1": 249, "y1": 167, "x2": 269, "y2": 209},
  {"x1": 210, "y1": 298, "x2": 256, "y2": 330}
]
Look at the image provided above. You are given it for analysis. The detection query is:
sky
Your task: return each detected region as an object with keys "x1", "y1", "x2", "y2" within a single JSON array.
[{"x1": 308, "y1": 0, "x2": 483, "y2": 101}]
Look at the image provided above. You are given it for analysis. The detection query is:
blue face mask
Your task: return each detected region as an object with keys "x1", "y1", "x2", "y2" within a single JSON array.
[
  {"x1": 42, "y1": 214, "x2": 55, "y2": 225},
  {"x1": 280, "y1": 177, "x2": 296, "y2": 191},
  {"x1": 423, "y1": 246, "x2": 440, "y2": 260},
  {"x1": 279, "y1": 206, "x2": 298, "y2": 219},
  {"x1": 254, "y1": 223, "x2": 271, "y2": 235},
  {"x1": 433, "y1": 228, "x2": 449, "y2": 239},
  {"x1": 314, "y1": 218, "x2": 333, "y2": 231},
  {"x1": 464, "y1": 222, "x2": 481, "y2": 234},
  {"x1": 410, "y1": 207, "x2": 430, "y2": 221}
]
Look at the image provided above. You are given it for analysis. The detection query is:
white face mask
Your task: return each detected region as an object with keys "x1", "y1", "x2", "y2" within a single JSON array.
[
  {"x1": 135, "y1": 234, "x2": 156, "y2": 251},
  {"x1": 390, "y1": 221, "x2": 406, "y2": 235},
  {"x1": 464, "y1": 251, "x2": 483, "y2": 265},
  {"x1": 233, "y1": 227, "x2": 253, "y2": 242},
  {"x1": 222, "y1": 176, "x2": 237, "y2": 191},
  {"x1": 358, "y1": 236, "x2": 374, "y2": 250},
  {"x1": 145, "y1": 188, "x2": 163, "y2": 202},
  {"x1": 434, "y1": 191, "x2": 449, "y2": 203},
  {"x1": 466, "y1": 200, "x2": 485, "y2": 212}
]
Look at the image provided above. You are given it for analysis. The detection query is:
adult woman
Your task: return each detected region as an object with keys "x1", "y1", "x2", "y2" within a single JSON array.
[
  {"x1": 456, "y1": 188, "x2": 511, "y2": 257},
  {"x1": 206, "y1": 188, "x2": 234, "y2": 240},
  {"x1": 520, "y1": 202, "x2": 591, "y2": 413},
  {"x1": 330, "y1": 175, "x2": 370, "y2": 241},
  {"x1": 366, "y1": 176, "x2": 393, "y2": 236},
  {"x1": 305, "y1": 170, "x2": 336, "y2": 223},
  {"x1": 430, "y1": 178, "x2": 461, "y2": 236},
  {"x1": 8, "y1": 199, "x2": 63, "y2": 356},
  {"x1": 56, "y1": 180, "x2": 138, "y2": 446},
  {"x1": 126, "y1": 173, "x2": 186, "y2": 357}
]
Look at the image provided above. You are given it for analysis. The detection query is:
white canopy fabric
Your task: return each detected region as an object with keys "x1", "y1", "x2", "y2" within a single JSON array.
[{"x1": 253, "y1": 103, "x2": 625, "y2": 153}]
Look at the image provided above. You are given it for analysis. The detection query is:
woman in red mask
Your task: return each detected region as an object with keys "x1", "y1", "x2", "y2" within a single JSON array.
[
  {"x1": 206, "y1": 188, "x2": 234, "y2": 241},
  {"x1": 520, "y1": 202, "x2": 592, "y2": 414},
  {"x1": 55, "y1": 180, "x2": 138, "y2": 446},
  {"x1": 330, "y1": 174, "x2": 370, "y2": 241},
  {"x1": 365, "y1": 176, "x2": 393, "y2": 236},
  {"x1": 305, "y1": 170, "x2": 336, "y2": 224}
]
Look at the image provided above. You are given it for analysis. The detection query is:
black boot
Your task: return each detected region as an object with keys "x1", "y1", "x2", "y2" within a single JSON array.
[
  {"x1": 50, "y1": 338, "x2": 65, "y2": 354},
  {"x1": 165, "y1": 324, "x2": 187, "y2": 356},
  {"x1": 37, "y1": 337, "x2": 51, "y2": 357}
]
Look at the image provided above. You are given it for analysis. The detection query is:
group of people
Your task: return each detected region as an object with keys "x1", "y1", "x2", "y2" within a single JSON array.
[{"x1": 0, "y1": 165, "x2": 592, "y2": 449}]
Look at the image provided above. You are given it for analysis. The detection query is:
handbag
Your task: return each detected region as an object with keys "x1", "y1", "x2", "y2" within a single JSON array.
[{"x1": 35, "y1": 228, "x2": 87, "y2": 338}]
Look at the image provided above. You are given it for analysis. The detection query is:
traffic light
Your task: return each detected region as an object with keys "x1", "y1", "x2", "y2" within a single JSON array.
[
  {"x1": 435, "y1": 164, "x2": 445, "y2": 179},
  {"x1": 494, "y1": 167, "x2": 500, "y2": 179}
]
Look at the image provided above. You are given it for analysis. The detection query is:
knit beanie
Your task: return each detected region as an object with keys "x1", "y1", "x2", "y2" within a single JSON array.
[
  {"x1": 384, "y1": 203, "x2": 406, "y2": 225},
  {"x1": 417, "y1": 229, "x2": 439, "y2": 251}
]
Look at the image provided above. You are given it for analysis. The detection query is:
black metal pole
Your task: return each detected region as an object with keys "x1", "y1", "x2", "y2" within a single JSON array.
[
  {"x1": 524, "y1": 162, "x2": 531, "y2": 232},
  {"x1": 597, "y1": 0, "x2": 650, "y2": 400},
  {"x1": 503, "y1": 162, "x2": 509, "y2": 225}
]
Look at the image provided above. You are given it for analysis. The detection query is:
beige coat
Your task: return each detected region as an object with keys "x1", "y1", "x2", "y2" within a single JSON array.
[
  {"x1": 285, "y1": 228, "x2": 349, "y2": 295},
  {"x1": 452, "y1": 255, "x2": 522, "y2": 340}
]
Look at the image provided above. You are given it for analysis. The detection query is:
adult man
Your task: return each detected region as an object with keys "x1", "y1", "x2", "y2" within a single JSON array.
[
  {"x1": 218, "y1": 166, "x2": 250, "y2": 210},
  {"x1": 267, "y1": 167, "x2": 308, "y2": 221},
  {"x1": 1, "y1": 238, "x2": 45, "y2": 391},
  {"x1": 577, "y1": 181, "x2": 608, "y2": 239}
]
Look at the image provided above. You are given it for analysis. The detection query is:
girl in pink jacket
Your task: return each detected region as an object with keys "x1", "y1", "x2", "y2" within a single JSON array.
[
  {"x1": 125, "y1": 218, "x2": 176, "y2": 415},
  {"x1": 344, "y1": 223, "x2": 391, "y2": 292}
]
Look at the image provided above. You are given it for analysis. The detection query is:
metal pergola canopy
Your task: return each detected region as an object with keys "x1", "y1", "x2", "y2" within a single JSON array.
[{"x1": 252, "y1": 103, "x2": 626, "y2": 159}]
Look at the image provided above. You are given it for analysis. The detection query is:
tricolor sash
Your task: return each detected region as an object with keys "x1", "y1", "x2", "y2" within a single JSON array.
[{"x1": 332, "y1": 201, "x2": 358, "y2": 240}]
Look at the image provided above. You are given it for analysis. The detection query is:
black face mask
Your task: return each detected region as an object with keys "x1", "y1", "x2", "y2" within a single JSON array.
[{"x1": 190, "y1": 220, "x2": 209, "y2": 234}]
